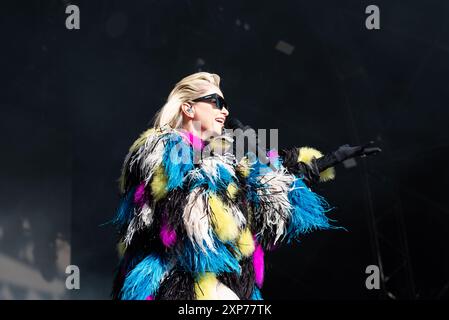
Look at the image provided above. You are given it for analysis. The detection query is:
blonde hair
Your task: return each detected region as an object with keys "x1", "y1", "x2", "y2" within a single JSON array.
[{"x1": 153, "y1": 72, "x2": 221, "y2": 129}]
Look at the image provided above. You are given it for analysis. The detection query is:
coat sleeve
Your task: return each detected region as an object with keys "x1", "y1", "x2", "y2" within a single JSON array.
[{"x1": 236, "y1": 146, "x2": 338, "y2": 250}]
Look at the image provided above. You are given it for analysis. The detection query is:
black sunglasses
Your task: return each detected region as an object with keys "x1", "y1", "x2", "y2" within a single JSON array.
[{"x1": 192, "y1": 93, "x2": 229, "y2": 111}]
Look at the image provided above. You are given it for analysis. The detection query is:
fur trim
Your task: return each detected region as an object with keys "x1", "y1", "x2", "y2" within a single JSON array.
[
  {"x1": 298, "y1": 147, "x2": 323, "y2": 164},
  {"x1": 298, "y1": 147, "x2": 335, "y2": 182},
  {"x1": 318, "y1": 166, "x2": 336, "y2": 182}
]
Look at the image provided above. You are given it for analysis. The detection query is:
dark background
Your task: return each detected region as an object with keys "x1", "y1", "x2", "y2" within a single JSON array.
[{"x1": 0, "y1": 0, "x2": 448, "y2": 299}]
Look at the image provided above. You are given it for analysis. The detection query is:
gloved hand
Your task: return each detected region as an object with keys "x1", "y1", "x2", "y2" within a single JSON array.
[
  {"x1": 334, "y1": 141, "x2": 382, "y2": 162},
  {"x1": 279, "y1": 141, "x2": 382, "y2": 186},
  {"x1": 316, "y1": 141, "x2": 382, "y2": 172}
]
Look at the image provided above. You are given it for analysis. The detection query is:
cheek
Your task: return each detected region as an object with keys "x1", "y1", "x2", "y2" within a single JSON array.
[{"x1": 196, "y1": 109, "x2": 215, "y2": 127}]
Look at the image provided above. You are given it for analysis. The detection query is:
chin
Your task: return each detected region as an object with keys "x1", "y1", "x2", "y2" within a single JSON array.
[
  {"x1": 212, "y1": 125, "x2": 223, "y2": 136},
  {"x1": 200, "y1": 126, "x2": 220, "y2": 139}
]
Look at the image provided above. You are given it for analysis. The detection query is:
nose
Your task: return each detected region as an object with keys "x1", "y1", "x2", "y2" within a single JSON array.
[{"x1": 221, "y1": 107, "x2": 229, "y2": 117}]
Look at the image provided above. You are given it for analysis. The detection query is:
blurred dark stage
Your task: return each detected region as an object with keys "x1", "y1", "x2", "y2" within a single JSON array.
[{"x1": 0, "y1": 0, "x2": 448, "y2": 300}]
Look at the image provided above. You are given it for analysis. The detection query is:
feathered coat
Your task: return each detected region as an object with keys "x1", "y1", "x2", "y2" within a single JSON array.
[{"x1": 111, "y1": 125, "x2": 336, "y2": 300}]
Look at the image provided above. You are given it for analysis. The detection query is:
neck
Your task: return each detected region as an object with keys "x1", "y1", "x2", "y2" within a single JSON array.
[{"x1": 180, "y1": 123, "x2": 206, "y2": 151}]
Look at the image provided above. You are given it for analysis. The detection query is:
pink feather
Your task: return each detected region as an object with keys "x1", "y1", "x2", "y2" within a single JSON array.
[
  {"x1": 160, "y1": 221, "x2": 177, "y2": 248},
  {"x1": 253, "y1": 240, "x2": 265, "y2": 288},
  {"x1": 133, "y1": 182, "x2": 146, "y2": 207}
]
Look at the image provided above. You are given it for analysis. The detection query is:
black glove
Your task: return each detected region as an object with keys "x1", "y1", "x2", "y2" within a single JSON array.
[
  {"x1": 279, "y1": 141, "x2": 382, "y2": 186},
  {"x1": 316, "y1": 141, "x2": 382, "y2": 172}
]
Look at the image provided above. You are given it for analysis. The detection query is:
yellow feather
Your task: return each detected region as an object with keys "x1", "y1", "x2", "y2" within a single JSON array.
[
  {"x1": 319, "y1": 166, "x2": 336, "y2": 182},
  {"x1": 237, "y1": 228, "x2": 255, "y2": 257},
  {"x1": 116, "y1": 240, "x2": 126, "y2": 258},
  {"x1": 129, "y1": 128, "x2": 156, "y2": 153},
  {"x1": 118, "y1": 128, "x2": 156, "y2": 193},
  {"x1": 209, "y1": 138, "x2": 232, "y2": 153},
  {"x1": 237, "y1": 157, "x2": 250, "y2": 178},
  {"x1": 298, "y1": 147, "x2": 336, "y2": 182},
  {"x1": 151, "y1": 165, "x2": 168, "y2": 201},
  {"x1": 298, "y1": 147, "x2": 323, "y2": 163},
  {"x1": 226, "y1": 183, "x2": 238, "y2": 200},
  {"x1": 118, "y1": 174, "x2": 126, "y2": 194},
  {"x1": 195, "y1": 272, "x2": 218, "y2": 300},
  {"x1": 209, "y1": 194, "x2": 239, "y2": 242}
]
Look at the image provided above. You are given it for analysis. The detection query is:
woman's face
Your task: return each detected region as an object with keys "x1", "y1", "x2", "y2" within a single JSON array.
[{"x1": 190, "y1": 85, "x2": 229, "y2": 137}]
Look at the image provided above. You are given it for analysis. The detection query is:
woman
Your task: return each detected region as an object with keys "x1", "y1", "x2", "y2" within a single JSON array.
[{"x1": 111, "y1": 72, "x2": 380, "y2": 300}]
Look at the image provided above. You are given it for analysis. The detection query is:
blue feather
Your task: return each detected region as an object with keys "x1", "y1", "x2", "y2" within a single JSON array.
[
  {"x1": 251, "y1": 286, "x2": 263, "y2": 300},
  {"x1": 162, "y1": 134, "x2": 194, "y2": 191},
  {"x1": 120, "y1": 254, "x2": 169, "y2": 300},
  {"x1": 178, "y1": 236, "x2": 241, "y2": 274},
  {"x1": 243, "y1": 153, "x2": 270, "y2": 209},
  {"x1": 113, "y1": 186, "x2": 136, "y2": 230},
  {"x1": 286, "y1": 178, "x2": 335, "y2": 242},
  {"x1": 216, "y1": 164, "x2": 234, "y2": 188},
  {"x1": 189, "y1": 163, "x2": 235, "y2": 193}
]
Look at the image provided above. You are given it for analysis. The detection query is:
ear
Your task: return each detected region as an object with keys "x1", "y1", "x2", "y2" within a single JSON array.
[{"x1": 181, "y1": 103, "x2": 194, "y2": 119}]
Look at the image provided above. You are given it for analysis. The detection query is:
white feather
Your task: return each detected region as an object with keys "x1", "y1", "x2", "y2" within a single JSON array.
[
  {"x1": 123, "y1": 203, "x2": 154, "y2": 247},
  {"x1": 227, "y1": 201, "x2": 247, "y2": 229},
  {"x1": 124, "y1": 213, "x2": 139, "y2": 247},
  {"x1": 139, "y1": 203, "x2": 154, "y2": 226},
  {"x1": 183, "y1": 188, "x2": 216, "y2": 252},
  {"x1": 256, "y1": 166, "x2": 295, "y2": 243}
]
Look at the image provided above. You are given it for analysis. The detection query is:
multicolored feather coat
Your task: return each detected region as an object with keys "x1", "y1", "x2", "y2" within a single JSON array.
[{"x1": 111, "y1": 125, "x2": 337, "y2": 300}]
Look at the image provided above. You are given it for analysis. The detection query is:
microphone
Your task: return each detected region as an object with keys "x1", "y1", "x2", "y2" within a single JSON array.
[
  {"x1": 226, "y1": 118, "x2": 277, "y2": 171},
  {"x1": 227, "y1": 118, "x2": 252, "y2": 132}
]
